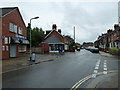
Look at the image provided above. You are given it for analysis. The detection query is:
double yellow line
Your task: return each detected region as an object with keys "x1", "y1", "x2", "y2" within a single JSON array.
[{"x1": 70, "y1": 70, "x2": 118, "y2": 90}]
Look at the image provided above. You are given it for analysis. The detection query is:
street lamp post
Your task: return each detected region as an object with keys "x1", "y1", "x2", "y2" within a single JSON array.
[{"x1": 29, "y1": 16, "x2": 39, "y2": 61}]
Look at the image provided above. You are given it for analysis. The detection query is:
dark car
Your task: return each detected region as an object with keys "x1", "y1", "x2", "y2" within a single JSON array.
[{"x1": 77, "y1": 47, "x2": 80, "y2": 51}]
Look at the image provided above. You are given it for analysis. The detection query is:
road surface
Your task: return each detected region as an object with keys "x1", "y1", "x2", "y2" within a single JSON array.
[{"x1": 2, "y1": 49, "x2": 120, "y2": 88}]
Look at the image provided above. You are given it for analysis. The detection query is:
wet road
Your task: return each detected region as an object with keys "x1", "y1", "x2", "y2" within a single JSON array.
[{"x1": 2, "y1": 50, "x2": 120, "y2": 88}]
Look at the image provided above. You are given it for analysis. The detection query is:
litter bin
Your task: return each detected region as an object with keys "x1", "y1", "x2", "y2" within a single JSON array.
[{"x1": 32, "y1": 53, "x2": 36, "y2": 62}]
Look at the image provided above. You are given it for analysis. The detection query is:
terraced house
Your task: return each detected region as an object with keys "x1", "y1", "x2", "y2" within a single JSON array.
[
  {"x1": 94, "y1": 24, "x2": 120, "y2": 51},
  {"x1": 0, "y1": 7, "x2": 29, "y2": 59}
]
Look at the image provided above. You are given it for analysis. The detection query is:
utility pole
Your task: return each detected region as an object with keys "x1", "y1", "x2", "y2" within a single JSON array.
[{"x1": 74, "y1": 26, "x2": 75, "y2": 43}]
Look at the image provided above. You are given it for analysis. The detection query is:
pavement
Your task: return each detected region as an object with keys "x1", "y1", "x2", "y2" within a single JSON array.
[
  {"x1": 2, "y1": 53, "x2": 60, "y2": 73},
  {"x1": 88, "y1": 51, "x2": 120, "y2": 89},
  {"x1": 99, "y1": 51, "x2": 114, "y2": 57},
  {"x1": 85, "y1": 71, "x2": 119, "y2": 89}
]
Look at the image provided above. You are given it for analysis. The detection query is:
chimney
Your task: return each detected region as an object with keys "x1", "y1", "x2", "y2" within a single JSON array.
[
  {"x1": 107, "y1": 29, "x2": 112, "y2": 34},
  {"x1": 114, "y1": 24, "x2": 119, "y2": 30},
  {"x1": 58, "y1": 29, "x2": 61, "y2": 34},
  {"x1": 52, "y1": 24, "x2": 57, "y2": 30}
]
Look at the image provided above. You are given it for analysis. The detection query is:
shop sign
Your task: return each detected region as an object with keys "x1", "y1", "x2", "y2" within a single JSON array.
[{"x1": 15, "y1": 34, "x2": 26, "y2": 39}]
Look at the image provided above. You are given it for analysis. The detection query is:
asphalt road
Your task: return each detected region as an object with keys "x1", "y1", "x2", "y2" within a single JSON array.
[{"x1": 2, "y1": 49, "x2": 120, "y2": 88}]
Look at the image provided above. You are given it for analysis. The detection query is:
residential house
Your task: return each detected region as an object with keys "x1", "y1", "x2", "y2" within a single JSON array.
[
  {"x1": 82, "y1": 42, "x2": 94, "y2": 48},
  {"x1": 0, "y1": 7, "x2": 29, "y2": 59},
  {"x1": 39, "y1": 24, "x2": 69, "y2": 53},
  {"x1": 94, "y1": 24, "x2": 120, "y2": 51}
]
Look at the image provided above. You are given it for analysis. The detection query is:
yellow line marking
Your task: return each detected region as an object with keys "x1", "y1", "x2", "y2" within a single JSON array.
[
  {"x1": 70, "y1": 75, "x2": 92, "y2": 90},
  {"x1": 70, "y1": 70, "x2": 118, "y2": 90},
  {"x1": 75, "y1": 75, "x2": 91, "y2": 89}
]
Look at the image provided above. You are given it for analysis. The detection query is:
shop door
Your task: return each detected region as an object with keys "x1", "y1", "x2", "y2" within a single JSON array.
[{"x1": 10, "y1": 45, "x2": 16, "y2": 57}]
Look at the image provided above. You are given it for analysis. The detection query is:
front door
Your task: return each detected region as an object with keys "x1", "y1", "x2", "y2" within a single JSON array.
[{"x1": 10, "y1": 45, "x2": 16, "y2": 57}]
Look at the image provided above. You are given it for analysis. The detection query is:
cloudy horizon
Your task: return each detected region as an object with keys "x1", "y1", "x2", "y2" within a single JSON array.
[{"x1": 0, "y1": 1, "x2": 118, "y2": 44}]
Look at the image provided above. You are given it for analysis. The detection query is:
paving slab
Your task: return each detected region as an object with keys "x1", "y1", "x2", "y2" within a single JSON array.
[{"x1": 2, "y1": 54, "x2": 60, "y2": 73}]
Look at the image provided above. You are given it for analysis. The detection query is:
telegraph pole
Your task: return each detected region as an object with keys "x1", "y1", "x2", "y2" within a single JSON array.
[{"x1": 74, "y1": 26, "x2": 75, "y2": 43}]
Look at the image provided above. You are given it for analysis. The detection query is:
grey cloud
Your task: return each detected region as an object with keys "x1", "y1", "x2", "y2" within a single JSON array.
[{"x1": 50, "y1": 2, "x2": 117, "y2": 44}]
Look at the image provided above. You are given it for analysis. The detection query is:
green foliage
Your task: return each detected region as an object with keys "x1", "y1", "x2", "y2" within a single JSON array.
[
  {"x1": 27, "y1": 26, "x2": 45, "y2": 47},
  {"x1": 109, "y1": 47, "x2": 120, "y2": 55},
  {"x1": 64, "y1": 35, "x2": 74, "y2": 44},
  {"x1": 64, "y1": 35, "x2": 75, "y2": 49}
]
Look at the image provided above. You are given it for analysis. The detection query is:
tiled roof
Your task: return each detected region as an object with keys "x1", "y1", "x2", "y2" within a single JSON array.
[{"x1": 1, "y1": 7, "x2": 17, "y2": 16}]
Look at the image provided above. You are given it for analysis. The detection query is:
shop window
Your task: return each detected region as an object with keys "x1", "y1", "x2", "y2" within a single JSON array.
[{"x1": 19, "y1": 45, "x2": 26, "y2": 52}]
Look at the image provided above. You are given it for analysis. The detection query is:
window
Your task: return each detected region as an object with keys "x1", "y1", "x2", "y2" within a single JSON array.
[
  {"x1": 9, "y1": 23, "x2": 17, "y2": 33},
  {"x1": 19, "y1": 45, "x2": 26, "y2": 52},
  {"x1": 9, "y1": 23, "x2": 14, "y2": 32},
  {"x1": 2, "y1": 46, "x2": 5, "y2": 51},
  {"x1": 18, "y1": 27, "x2": 23, "y2": 35},
  {"x1": 6, "y1": 46, "x2": 9, "y2": 51},
  {"x1": 4, "y1": 37, "x2": 8, "y2": 44},
  {"x1": 14, "y1": 25, "x2": 17, "y2": 33}
]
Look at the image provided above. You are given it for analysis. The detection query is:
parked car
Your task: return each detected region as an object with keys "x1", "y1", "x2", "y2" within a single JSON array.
[
  {"x1": 85, "y1": 46, "x2": 99, "y2": 53},
  {"x1": 77, "y1": 47, "x2": 80, "y2": 51},
  {"x1": 89, "y1": 47, "x2": 99, "y2": 53}
]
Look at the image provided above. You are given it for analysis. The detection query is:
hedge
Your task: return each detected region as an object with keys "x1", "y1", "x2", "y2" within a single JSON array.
[{"x1": 109, "y1": 47, "x2": 120, "y2": 55}]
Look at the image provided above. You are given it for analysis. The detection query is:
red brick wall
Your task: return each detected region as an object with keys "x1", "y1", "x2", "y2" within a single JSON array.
[
  {"x1": 0, "y1": 18, "x2": 2, "y2": 60},
  {"x1": 39, "y1": 42, "x2": 49, "y2": 53},
  {"x1": 2, "y1": 8, "x2": 27, "y2": 59}
]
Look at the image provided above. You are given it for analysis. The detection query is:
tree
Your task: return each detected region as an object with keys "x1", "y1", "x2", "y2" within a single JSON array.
[
  {"x1": 64, "y1": 35, "x2": 76, "y2": 51},
  {"x1": 64, "y1": 35, "x2": 74, "y2": 45},
  {"x1": 27, "y1": 25, "x2": 45, "y2": 47}
]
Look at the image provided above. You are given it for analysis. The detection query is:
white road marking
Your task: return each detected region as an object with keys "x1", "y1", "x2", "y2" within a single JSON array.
[
  {"x1": 92, "y1": 60, "x2": 100, "y2": 78},
  {"x1": 95, "y1": 66, "x2": 99, "y2": 70},
  {"x1": 104, "y1": 60, "x2": 107, "y2": 62},
  {"x1": 103, "y1": 60, "x2": 107, "y2": 74},
  {"x1": 103, "y1": 71, "x2": 107, "y2": 74},
  {"x1": 104, "y1": 68, "x2": 107, "y2": 71},
  {"x1": 104, "y1": 65, "x2": 107, "y2": 68},
  {"x1": 93, "y1": 70, "x2": 98, "y2": 73},
  {"x1": 92, "y1": 74, "x2": 96, "y2": 78},
  {"x1": 96, "y1": 64, "x2": 99, "y2": 67},
  {"x1": 104, "y1": 63, "x2": 107, "y2": 65}
]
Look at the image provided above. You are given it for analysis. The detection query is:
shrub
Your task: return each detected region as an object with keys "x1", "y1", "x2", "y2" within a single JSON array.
[{"x1": 109, "y1": 47, "x2": 120, "y2": 55}]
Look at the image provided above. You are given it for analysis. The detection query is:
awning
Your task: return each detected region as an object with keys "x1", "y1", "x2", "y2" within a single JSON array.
[
  {"x1": 21, "y1": 39, "x2": 29, "y2": 44},
  {"x1": 10, "y1": 37, "x2": 20, "y2": 44},
  {"x1": 10, "y1": 37, "x2": 29, "y2": 44}
]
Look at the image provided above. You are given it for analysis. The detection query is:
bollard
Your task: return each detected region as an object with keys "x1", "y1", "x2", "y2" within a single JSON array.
[{"x1": 32, "y1": 53, "x2": 36, "y2": 62}]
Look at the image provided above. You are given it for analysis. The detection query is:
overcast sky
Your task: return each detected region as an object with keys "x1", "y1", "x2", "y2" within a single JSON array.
[{"x1": 0, "y1": 0, "x2": 119, "y2": 44}]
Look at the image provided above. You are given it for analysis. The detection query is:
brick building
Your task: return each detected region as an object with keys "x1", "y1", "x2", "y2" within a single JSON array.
[
  {"x1": 0, "y1": 7, "x2": 29, "y2": 59},
  {"x1": 94, "y1": 24, "x2": 120, "y2": 51},
  {"x1": 39, "y1": 24, "x2": 69, "y2": 53},
  {"x1": 82, "y1": 42, "x2": 94, "y2": 48}
]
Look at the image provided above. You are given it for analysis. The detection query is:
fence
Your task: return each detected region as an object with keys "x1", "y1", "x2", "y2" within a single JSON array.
[{"x1": 32, "y1": 47, "x2": 44, "y2": 54}]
